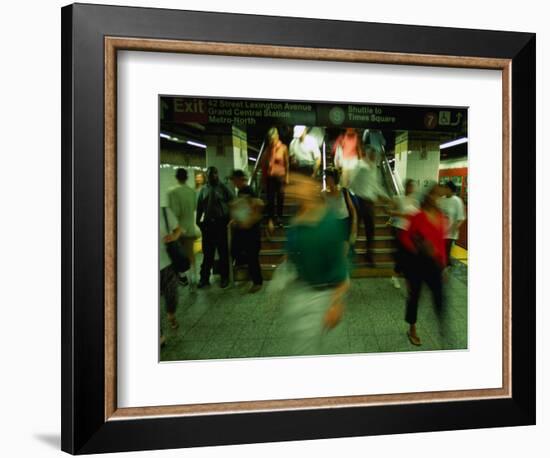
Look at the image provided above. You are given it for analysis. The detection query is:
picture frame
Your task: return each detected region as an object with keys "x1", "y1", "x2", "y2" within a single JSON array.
[{"x1": 61, "y1": 3, "x2": 535, "y2": 454}]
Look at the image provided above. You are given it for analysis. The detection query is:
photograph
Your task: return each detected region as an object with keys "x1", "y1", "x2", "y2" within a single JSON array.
[
  {"x1": 55, "y1": 2, "x2": 538, "y2": 453},
  {"x1": 158, "y1": 96, "x2": 469, "y2": 361}
]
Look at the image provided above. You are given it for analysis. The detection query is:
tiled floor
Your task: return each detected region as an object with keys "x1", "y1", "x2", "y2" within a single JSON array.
[{"x1": 160, "y1": 260, "x2": 468, "y2": 362}]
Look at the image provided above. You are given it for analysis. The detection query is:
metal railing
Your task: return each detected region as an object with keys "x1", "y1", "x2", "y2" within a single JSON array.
[
  {"x1": 248, "y1": 140, "x2": 266, "y2": 195},
  {"x1": 380, "y1": 150, "x2": 403, "y2": 197}
]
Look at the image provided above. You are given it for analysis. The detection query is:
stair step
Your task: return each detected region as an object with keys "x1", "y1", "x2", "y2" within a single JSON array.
[
  {"x1": 257, "y1": 247, "x2": 395, "y2": 256},
  {"x1": 234, "y1": 262, "x2": 397, "y2": 281},
  {"x1": 261, "y1": 236, "x2": 395, "y2": 250},
  {"x1": 258, "y1": 248, "x2": 395, "y2": 264},
  {"x1": 262, "y1": 225, "x2": 394, "y2": 237}
]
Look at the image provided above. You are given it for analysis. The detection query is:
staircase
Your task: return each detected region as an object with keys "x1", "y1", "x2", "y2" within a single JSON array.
[
  {"x1": 234, "y1": 141, "x2": 401, "y2": 281},
  {"x1": 234, "y1": 198, "x2": 397, "y2": 281}
]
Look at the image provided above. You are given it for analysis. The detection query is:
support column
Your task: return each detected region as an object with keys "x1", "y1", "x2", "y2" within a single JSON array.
[
  {"x1": 205, "y1": 126, "x2": 248, "y2": 180},
  {"x1": 394, "y1": 132, "x2": 441, "y2": 191}
]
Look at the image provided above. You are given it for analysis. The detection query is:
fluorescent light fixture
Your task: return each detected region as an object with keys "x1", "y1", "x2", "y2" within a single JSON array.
[
  {"x1": 160, "y1": 132, "x2": 182, "y2": 142},
  {"x1": 440, "y1": 137, "x2": 467, "y2": 149},
  {"x1": 248, "y1": 157, "x2": 257, "y2": 162},
  {"x1": 186, "y1": 140, "x2": 207, "y2": 149}
]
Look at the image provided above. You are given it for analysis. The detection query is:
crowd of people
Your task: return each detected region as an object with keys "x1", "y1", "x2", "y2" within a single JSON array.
[{"x1": 159, "y1": 126, "x2": 466, "y2": 350}]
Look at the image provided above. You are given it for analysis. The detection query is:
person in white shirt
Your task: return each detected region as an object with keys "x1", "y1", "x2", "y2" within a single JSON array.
[
  {"x1": 439, "y1": 181, "x2": 466, "y2": 267},
  {"x1": 322, "y1": 167, "x2": 358, "y2": 252},
  {"x1": 388, "y1": 179, "x2": 419, "y2": 288},
  {"x1": 159, "y1": 206, "x2": 182, "y2": 345},
  {"x1": 333, "y1": 128, "x2": 363, "y2": 187},
  {"x1": 349, "y1": 147, "x2": 384, "y2": 266},
  {"x1": 289, "y1": 125, "x2": 321, "y2": 177},
  {"x1": 168, "y1": 168, "x2": 199, "y2": 286}
]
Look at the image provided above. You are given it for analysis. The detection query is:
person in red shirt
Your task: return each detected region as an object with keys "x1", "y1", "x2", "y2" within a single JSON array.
[{"x1": 400, "y1": 183, "x2": 448, "y2": 346}]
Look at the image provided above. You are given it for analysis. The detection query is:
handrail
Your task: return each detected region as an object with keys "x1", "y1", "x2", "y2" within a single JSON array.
[
  {"x1": 381, "y1": 149, "x2": 402, "y2": 197},
  {"x1": 248, "y1": 140, "x2": 266, "y2": 189},
  {"x1": 392, "y1": 167, "x2": 405, "y2": 195}
]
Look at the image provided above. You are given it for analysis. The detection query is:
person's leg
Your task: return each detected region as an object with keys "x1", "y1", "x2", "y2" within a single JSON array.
[
  {"x1": 266, "y1": 176, "x2": 276, "y2": 221},
  {"x1": 425, "y1": 260, "x2": 446, "y2": 330},
  {"x1": 247, "y1": 237, "x2": 263, "y2": 290},
  {"x1": 160, "y1": 265, "x2": 179, "y2": 329},
  {"x1": 216, "y1": 223, "x2": 230, "y2": 287},
  {"x1": 276, "y1": 177, "x2": 285, "y2": 223},
  {"x1": 355, "y1": 197, "x2": 368, "y2": 261},
  {"x1": 231, "y1": 228, "x2": 243, "y2": 266},
  {"x1": 355, "y1": 196, "x2": 367, "y2": 232},
  {"x1": 178, "y1": 237, "x2": 195, "y2": 285},
  {"x1": 199, "y1": 226, "x2": 214, "y2": 286},
  {"x1": 405, "y1": 259, "x2": 423, "y2": 345},
  {"x1": 364, "y1": 198, "x2": 375, "y2": 264},
  {"x1": 445, "y1": 239, "x2": 453, "y2": 267},
  {"x1": 391, "y1": 227, "x2": 402, "y2": 288}
]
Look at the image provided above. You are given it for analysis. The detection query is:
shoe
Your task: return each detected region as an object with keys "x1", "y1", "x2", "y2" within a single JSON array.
[
  {"x1": 178, "y1": 275, "x2": 189, "y2": 286},
  {"x1": 407, "y1": 331, "x2": 421, "y2": 346},
  {"x1": 197, "y1": 279, "x2": 210, "y2": 289},
  {"x1": 391, "y1": 276, "x2": 401, "y2": 289},
  {"x1": 220, "y1": 278, "x2": 229, "y2": 289},
  {"x1": 248, "y1": 284, "x2": 262, "y2": 294}
]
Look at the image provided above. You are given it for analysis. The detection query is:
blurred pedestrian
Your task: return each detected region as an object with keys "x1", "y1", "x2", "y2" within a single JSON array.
[
  {"x1": 439, "y1": 180, "x2": 466, "y2": 267},
  {"x1": 159, "y1": 206, "x2": 182, "y2": 345},
  {"x1": 168, "y1": 168, "x2": 199, "y2": 287},
  {"x1": 289, "y1": 125, "x2": 321, "y2": 177},
  {"x1": 323, "y1": 167, "x2": 358, "y2": 261},
  {"x1": 362, "y1": 129, "x2": 386, "y2": 163},
  {"x1": 281, "y1": 173, "x2": 350, "y2": 354},
  {"x1": 230, "y1": 170, "x2": 265, "y2": 293},
  {"x1": 194, "y1": 171, "x2": 206, "y2": 196},
  {"x1": 333, "y1": 128, "x2": 363, "y2": 187},
  {"x1": 264, "y1": 127, "x2": 289, "y2": 230},
  {"x1": 196, "y1": 166, "x2": 234, "y2": 289},
  {"x1": 400, "y1": 183, "x2": 448, "y2": 346},
  {"x1": 388, "y1": 179, "x2": 419, "y2": 289},
  {"x1": 349, "y1": 147, "x2": 383, "y2": 266}
]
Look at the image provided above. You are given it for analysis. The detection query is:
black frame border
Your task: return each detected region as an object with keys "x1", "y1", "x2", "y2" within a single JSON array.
[{"x1": 61, "y1": 3, "x2": 535, "y2": 454}]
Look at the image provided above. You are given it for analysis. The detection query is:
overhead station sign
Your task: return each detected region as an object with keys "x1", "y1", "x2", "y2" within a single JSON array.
[{"x1": 162, "y1": 96, "x2": 467, "y2": 132}]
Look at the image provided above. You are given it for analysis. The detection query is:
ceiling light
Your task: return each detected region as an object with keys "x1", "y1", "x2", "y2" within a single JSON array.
[
  {"x1": 186, "y1": 140, "x2": 207, "y2": 149},
  {"x1": 440, "y1": 137, "x2": 467, "y2": 149}
]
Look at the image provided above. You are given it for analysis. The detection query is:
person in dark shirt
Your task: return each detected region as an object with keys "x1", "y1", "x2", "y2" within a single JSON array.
[
  {"x1": 229, "y1": 170, "x2": 264, "y2": 293},
  {"x1": 196, "y1": 166, "x2": 234, "y2": 288}
]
